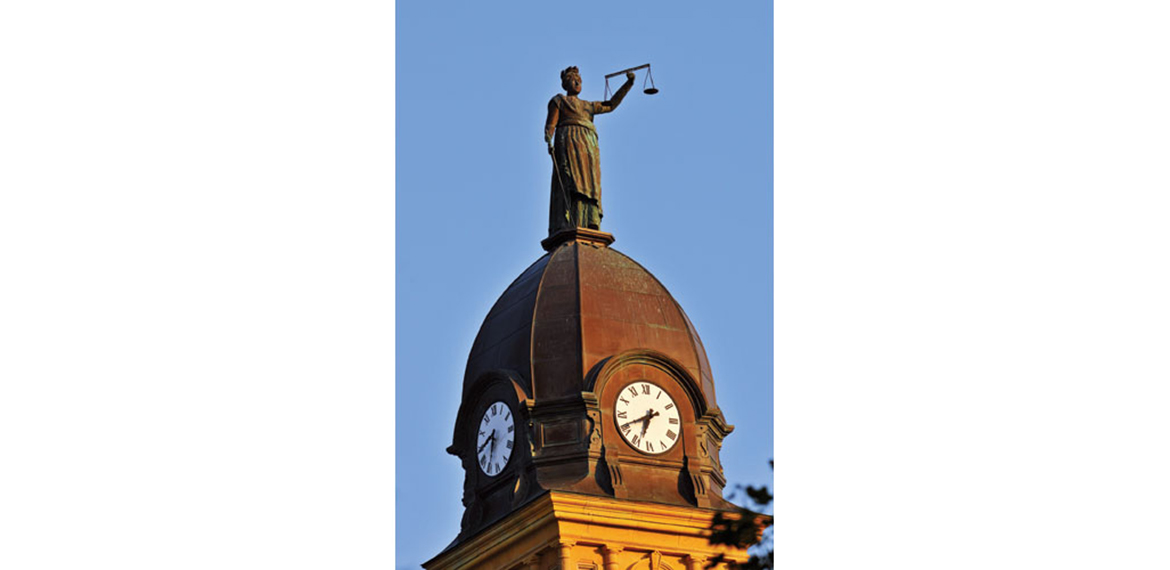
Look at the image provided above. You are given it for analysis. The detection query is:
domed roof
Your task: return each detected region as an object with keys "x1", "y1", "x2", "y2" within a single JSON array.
[{"x1": 463, "y1": 233, "x2": 717, "y2": 405}]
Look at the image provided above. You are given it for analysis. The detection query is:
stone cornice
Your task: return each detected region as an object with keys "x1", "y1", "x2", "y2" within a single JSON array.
[
  {"x1": 424, "y1": 491, "x2": 765, "y2": 569},
  {"x1": 424, "y1": 493, "x2": 557, "y2": 569},
  {"x1": 548, "y1": 491, "x2": 735, "y2": 538}
]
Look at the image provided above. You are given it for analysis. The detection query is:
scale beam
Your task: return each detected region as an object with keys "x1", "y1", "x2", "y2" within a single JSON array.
[{"x1": 604, "y1": 63, "x2": 651, "y2": 79}]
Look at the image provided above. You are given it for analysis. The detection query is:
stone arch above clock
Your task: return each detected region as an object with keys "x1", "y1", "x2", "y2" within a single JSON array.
[{"x1": 585, "y1": 349, "x2": 733, "y2": 507}]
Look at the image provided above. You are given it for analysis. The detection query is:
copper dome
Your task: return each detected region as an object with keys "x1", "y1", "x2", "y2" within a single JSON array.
[{"x1": 462, "y1": 236, "x2": 717, "y2": 406}]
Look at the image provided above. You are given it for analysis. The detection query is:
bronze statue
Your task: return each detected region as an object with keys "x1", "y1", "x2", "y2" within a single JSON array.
[{"x1": 544, "y1": 66, "x2": 635, "y2": 235}]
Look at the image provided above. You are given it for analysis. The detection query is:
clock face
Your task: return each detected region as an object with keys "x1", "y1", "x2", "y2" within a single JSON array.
[
  {"x1": 613, "y1": 380, "x2": 681, "y2": 455},
  {"x1": 476, "y1": 401, "x2": 514, "y2": 476}
]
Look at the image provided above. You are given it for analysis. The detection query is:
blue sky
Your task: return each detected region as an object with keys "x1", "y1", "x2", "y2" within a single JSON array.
[{"x1": 396, "y1": 1, "x2": 773, "y2": 567}]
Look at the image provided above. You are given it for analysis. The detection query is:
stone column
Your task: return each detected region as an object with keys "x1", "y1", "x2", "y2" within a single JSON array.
[
  {"x1": 556, "y1": 540, "x2": 576, "y2": 570},
  {"x1": 600, "y1": 545, "x2": 623, "y2": 570},
  {"x1": 520, "y1": 553, "x2": 541, "y2": 570},
  {"x1": 683, "y1": 554, "x2": 708, "y2": 570}
]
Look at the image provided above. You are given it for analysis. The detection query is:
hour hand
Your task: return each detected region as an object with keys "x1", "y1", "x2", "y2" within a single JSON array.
[{"x1": 639, "y1": 410, "x2": 659, "y2": 436}]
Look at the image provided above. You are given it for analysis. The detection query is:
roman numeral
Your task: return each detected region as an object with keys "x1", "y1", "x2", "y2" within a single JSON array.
[
  {"x1": 493, "y1": 463, "x2": 499, "y2": 473},
  {"x1": 631, "y1": 434, "x2": 640, "y2": 446},
  {"x1": 656, "y1": 390, "x2": 662, "y2": 399},
  {"x1": 669, "y1": 418, "x2": 679, "y2": 425},
  {"x1": 480, "y1": 456, "x2": 488, "y2": 468},
  {"x1": 491, "y1": 405, "x2": 497, "y2": 416},
  {"x1": 482, "y1": 415, "x2": 489, "y2": 424},
  {"x1": 666, "y1": 430, "x2": 677, "y2": 440},
  {"x1": 645, "y1": 441, "x2": 654, "y2": 452},
  {"x1": 641, "y1": 384, "x2": 650, "y2": 395},
  {"x1": 505, "y1": 410, "x2": 510, "y2": 420},
  {"x1": 664, "y1": 403, "x2": 674, "y2": 410},
  {"x1": 479, "y1": 430, "x2": 486, "y2": 437},
  {"x1": 659, "y1": 440, "x2": 667, "y2": 449},
  {"x1": 617, "y1": 411, "x2": 627, "y2": 419},
  {"x1": 507, "y1": 425, "x2": 514, "y2": 433},
  {"x1": 506, "y1": 440, "x2": 512, "y2": 449},
  {"x1": 619, "y1": 397, "x2": 629, "y2": 405},
  {"x1": 621, "y1": 424, "x2": 631, "y2": 434},
  {"x1": 628, "y1": 387, "x2": 638, "y2": 398}
]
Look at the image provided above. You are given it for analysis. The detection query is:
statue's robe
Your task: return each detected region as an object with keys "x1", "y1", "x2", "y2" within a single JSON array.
[{"x1": 545, "y1": 94, "x2": 611, "y2": 232}]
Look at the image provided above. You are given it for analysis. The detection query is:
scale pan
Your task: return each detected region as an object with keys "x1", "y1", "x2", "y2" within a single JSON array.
[{"x1": 643, "y1": 88, "x2": 659, "y2": 95}]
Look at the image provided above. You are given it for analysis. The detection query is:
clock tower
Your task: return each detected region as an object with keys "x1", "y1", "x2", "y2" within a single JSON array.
[{"x1": 424, "y1": 228, "x2": 767, "y2": 570}]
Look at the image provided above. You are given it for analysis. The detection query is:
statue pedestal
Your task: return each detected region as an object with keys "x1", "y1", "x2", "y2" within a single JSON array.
[{"x1": 541, "y1": 228, "x2": 615, "y2": 252}]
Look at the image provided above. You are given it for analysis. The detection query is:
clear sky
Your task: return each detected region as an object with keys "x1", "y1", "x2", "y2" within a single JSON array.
[{"x1": 396, "y1": 1, "x2": 773, "y2": 567}]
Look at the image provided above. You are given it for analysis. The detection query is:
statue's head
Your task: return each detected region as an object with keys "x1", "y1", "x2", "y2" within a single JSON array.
[{"x1": 560, "y1": 66, "x2": 582, "y2": 95}]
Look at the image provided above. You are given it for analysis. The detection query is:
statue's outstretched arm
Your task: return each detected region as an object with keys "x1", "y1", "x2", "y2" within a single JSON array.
[
  {"x1": 595, "y1": 72, "x2": 636, "y2": 114},
  {"x1": 544, "y1": 98, "x2": 559, "y2": 153}
]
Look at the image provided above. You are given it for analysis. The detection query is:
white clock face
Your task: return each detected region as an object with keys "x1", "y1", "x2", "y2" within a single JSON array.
[
  {"x1": 476, "y1": 401, "x2": 514, "y2": 476},
  {"x1": 614, "y1": 381, "x2": 681, "y2": 455}
]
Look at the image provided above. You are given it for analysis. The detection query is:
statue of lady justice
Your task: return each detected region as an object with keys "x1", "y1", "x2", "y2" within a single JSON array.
[{"x1": 544, "y1": 66, "x2": 636, "y2": 235}]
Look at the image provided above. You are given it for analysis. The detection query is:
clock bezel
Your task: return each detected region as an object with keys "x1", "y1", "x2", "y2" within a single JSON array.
[
  {"x1": 612, "y1": 379, "x2": 682, "y2": 456},
  {"x1": 475, "y1": 399, "x2": 515, "y2": 477}
]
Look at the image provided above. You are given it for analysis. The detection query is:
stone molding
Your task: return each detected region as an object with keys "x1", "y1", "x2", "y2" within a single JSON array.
[
  {"x1": 423, "y1": 491, "x2": 761, "y2": 570},
  {"x1": 541, "y1": 227, "x2": 615, "y2": 252}
]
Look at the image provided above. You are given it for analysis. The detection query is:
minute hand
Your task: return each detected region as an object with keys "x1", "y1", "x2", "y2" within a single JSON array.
[
  {"x1": 620, "y1": 411, "x2": 655, "y2": 430},
  {"x1": 478, "y1": 430, "x2": 495, "y2": 454}
]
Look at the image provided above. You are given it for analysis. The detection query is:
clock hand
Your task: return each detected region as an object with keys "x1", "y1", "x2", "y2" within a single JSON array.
[
  {"x1": 639, "y1": 409, "x2": 659, "y2": 437},
  {"x1": 620, "y1": 411, "x2": 655, "y2": 430},
  {"x1": 478, "y1": 430, "x2": 495, "y2": 454}
]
